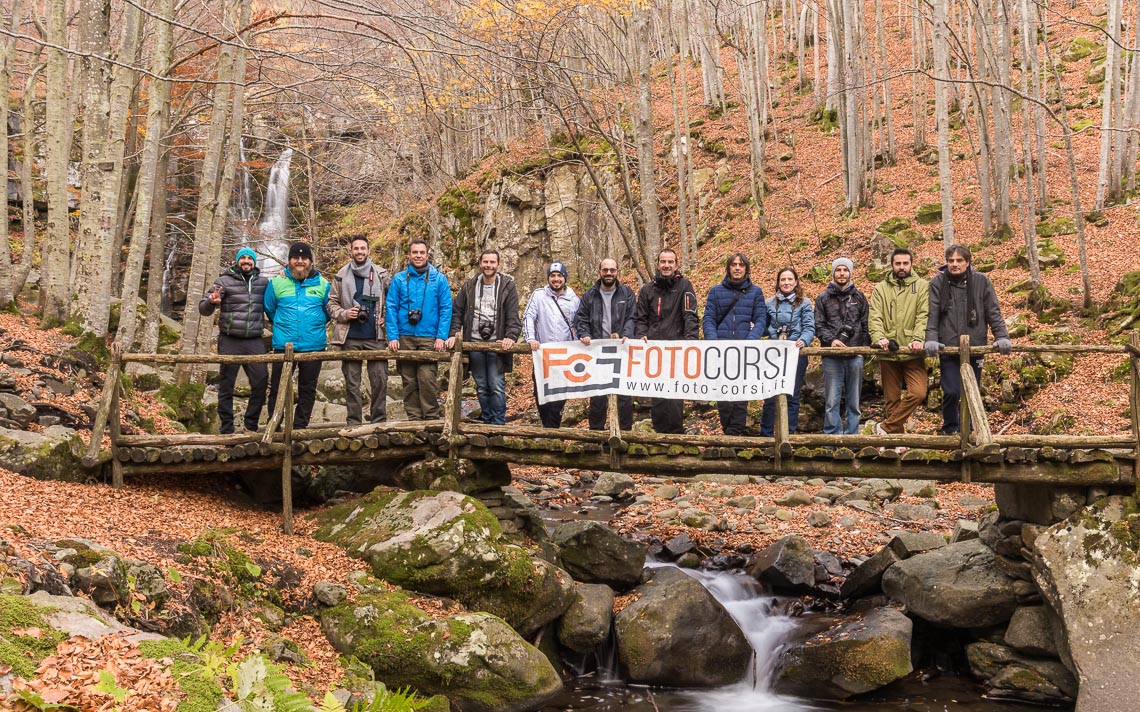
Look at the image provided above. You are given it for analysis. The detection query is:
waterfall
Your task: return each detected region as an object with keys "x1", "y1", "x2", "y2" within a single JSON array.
[
  {"x1": 160, "y1": 231, "x2": 179, "y2": 314},
  {"x1": 255, "y1": 148, "x2": 293, "y2": 276},
  {"x1": 647, "y1": 564, "x2": 819, "y2": 712}
]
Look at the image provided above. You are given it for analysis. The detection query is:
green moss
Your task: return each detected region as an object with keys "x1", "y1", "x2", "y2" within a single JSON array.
[
  {"x1": 702, "y1": 139, "x2": 728, "y2": 157},
  {"x1": 0, "y1": 594, "x2": 66, "y2": 679},
  {"x1": 915, "y1": 203, "x2": 943, "y2": 225},
  {"x1": 810, "y1": 107, "x2": 839, "y2": 132},
  {"x1": 176, "y1": 532, "x2": 271, "y2": 605},
  {"x1": 138, "y1": 638, "x2": 226, "y2": 712},
  {"x1": 1062, "y1": 37, "x2": 1098, "y2": 62},
  {"x1": 158, "y1": 383, "x2": 215, "y2": 433},
  {"x1": 876, "y1": 216, "x2": 911, "y2": 234}
]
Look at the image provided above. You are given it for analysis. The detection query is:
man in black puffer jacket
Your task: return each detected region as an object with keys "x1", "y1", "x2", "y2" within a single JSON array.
[
  {"x1": 634, "y1": 249, "x2": 699, "y2": 434},
  {"x1": 198, "y1": 247, "x2": 270, "y2": 433},
  {"x1": 575, "y1": 258, "x2": 637, "y2": 431},
  {"x1": 814, "y1": 257, "x2": 870, "y2": 435}
]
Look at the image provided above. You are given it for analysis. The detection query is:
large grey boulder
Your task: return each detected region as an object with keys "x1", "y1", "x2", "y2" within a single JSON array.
[
  {"x1": 966, "y1": 641, "x2": 1076, "y2": 704},
  {"x1": 321, "y1": 589, "x2": 562, "y2": 712},
  {"x1": 776, "y1": 607, "x2": 913, "y2": 700},
  {"x1": 882, "y1": 539, "x2": 1022, "y2": 627},
  {"x1": 1004, "y1": 605, "x2": 1059, "y2": 657},
  {"x1": 27, "y1": 591, "x2": 165, "y2": 644},
  {"x1": 592, "y1": 472, "x2": 635, "y2": 498},
  {"x1": 312, "y1": 489, "x2": 573, "y2": 637},
  {"x1": 553, "y1": 521, "x2": 645, "y2": 591},
  {"x1": 1033, "y1": 495, "x2": 1140, "y2": 712},
  {"x1": 392, "y1": 457, "x2": 511, "y2": 495},
  {"x1": 840, "y1": 546, "x2": 899, "y2": 600},
  {"x1": 615, "y1": 567, "x2": 751, "y2": 687},
  {"x1": 0, "y1": 426, "x2": 89, "y2": 482},
  {"x1": 557, "y1": 583, "x2": 614, "y2": 653},
  {"x1": 746, "y1": 535, "x2": 816, "y2": 594}
]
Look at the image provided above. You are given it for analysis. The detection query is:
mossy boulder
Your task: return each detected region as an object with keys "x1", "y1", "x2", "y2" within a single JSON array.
[
  {"x1": 615, "y1": 567, "x2": 751, "y2": 687},
  {"x1": 915, "y1": 202, "x2": 943, "y2": 225},
  {"x1": 0, "y1": 426, "x2": 89, "y2": 483},
  {"x1": 1102, "y1": 270, "x2": 1140, "y2": 334},
  {"x1": 320, "y1": 590, "x2": 562, "y2": 712},
  {"x1": 1033, "y1": 496, "x2": 1140, "y2": 711},
  {"x1": 1035, "y1": 217, "x2": 1077, "y2": 239},
  {"x1": 776, "y1": 607, "x2": 913, "y2": 699},
  {"x1": 552, "y1": 521, "x2": 646, "y2": 591},
  {"x1": 0, "y1": 594, "x2": 67, "y2": 678},
  {"x1": 1062, "y1": 37, "x2": 1098, "y2": 62},
  {"x1": 557, "y1": 583, "x2": 615, "y2": 653},
  {"x1": 966, "y1": 641, "x2": 1076, "y2": 704},
  {"x1": 875, "y1": 216, "x2": 912, "y2": 235},
  {"x1": 817, "y1": 232, "x2": 843, "y2": 254},
  {"x1": 312, "y1": 490, "x2": 573, "y2": 636},
  {"x1": 1002, "y1": 238, "x2": 1066, "y2": 270},
  {"x1": 157, "y1": 382, "x2": 216, "y2": 433},
  {"x1": 882, "y1": 539, "x2": 1024, "y2": 628}
]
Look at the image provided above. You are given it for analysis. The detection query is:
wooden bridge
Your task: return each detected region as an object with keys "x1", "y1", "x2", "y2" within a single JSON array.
[{"x1": 84, "y1": 335, "x2": 1140, "y2": 533}]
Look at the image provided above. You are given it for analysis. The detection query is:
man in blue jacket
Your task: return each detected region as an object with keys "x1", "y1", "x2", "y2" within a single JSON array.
[
  {"x1": 264, "y1": 242, "x2": 331, "y2": 430},
  {"x1": 703, "y1": 252, "x2": 767, "y2": 435},
  {"x1": 386, "y1": 239, "x2": 453, "y2": 420}
]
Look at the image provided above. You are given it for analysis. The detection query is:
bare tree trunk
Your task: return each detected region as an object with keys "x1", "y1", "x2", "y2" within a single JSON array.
[
  {"x1": 141, "y1": 147, "x2": 169, "y2": 355},
  {"x1": 1095, "y1": 0, "x2": 1122, "y2": 208},
  {"x1": 11, "y1": 61, "x2": 43, "y2": 304},
  {"x1": 873, "y1": 0, "x2": 894, "y2": 162},
  {"x1": 41, "y1": 0, "x2": 72, "y2": 323},
  {"x1": 1124, "y1": 0, "x2": 1140, "y2": 192},
  {"x1": 73, "y1": 0, "x2": 141, "y2": 336},
  {"x1": 933, "y1": 0, "x2": 954, "y2": 245},
  {"x1": 634, "y1": 8, "x2": 662, "y2": 259},
  {"x1": 175, "y1": 0, "x2": 242, "y2": 382},
  {"x1": 911, "y1": 0, "x2": 927, "y2": 152},
  {"x1": 117, "y1": 0, "x2": 172, "y2": 350},
  {"x1": 0, "y1": 0, "x2": 24, "y2": 307}
]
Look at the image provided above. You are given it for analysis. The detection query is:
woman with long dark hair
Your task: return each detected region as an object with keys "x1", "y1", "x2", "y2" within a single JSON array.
[{"x1": 760, "y1": 267, "x2": 815, "y2": 436}]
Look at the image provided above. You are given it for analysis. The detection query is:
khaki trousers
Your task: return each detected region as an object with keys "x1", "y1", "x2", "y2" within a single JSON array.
[
  {"x1": 399, "y1": 336, "x2": 441, "y2": 420},
  {"x1": 880, "y1": 358, "x2": 928, "y2": 434}
]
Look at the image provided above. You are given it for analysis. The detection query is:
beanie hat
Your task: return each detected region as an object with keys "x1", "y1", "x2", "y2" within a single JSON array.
[
  {"x1": 548, "y1": 261, "x2": 568, "y2": 277},
  {"x1": 831, "y1": 257, "x2": 853, "y2": 275},
  {"x1": 288, "y1": 242, "x2": 313, "y2": 260},
  {"x1": 235, "y1": 247, "x2": 257, "y2": 265}
]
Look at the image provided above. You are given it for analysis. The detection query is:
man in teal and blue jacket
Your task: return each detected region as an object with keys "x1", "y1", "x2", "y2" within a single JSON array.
[
  {"x1": 386, "y1": 239, "x2": 453, "y2": 420},
  {"x1": 264, "y1": 241, "x2": 331, "y2": 429}
]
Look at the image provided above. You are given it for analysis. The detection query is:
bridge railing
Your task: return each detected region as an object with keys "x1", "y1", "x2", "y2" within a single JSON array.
[{"x1": 85, "y1": 333, "x2": 1140, "y2": 533}]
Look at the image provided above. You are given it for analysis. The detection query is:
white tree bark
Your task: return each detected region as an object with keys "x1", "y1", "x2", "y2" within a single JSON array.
[
  {"x1": 1095, "y1": 0, "x2": 1123, "y2": 208},
  {"x1": 0, "y1": 0, "x2": 24, "y2": 307},
  {"x1": 41, "y1": 0, "x2": 72, "y2": 323},
  {"x1": 634, "y1": 8, "x2": 662, "y2": 259},
  {"x1": 933, "y1": 0, "x2": 954, "y2": 245}
]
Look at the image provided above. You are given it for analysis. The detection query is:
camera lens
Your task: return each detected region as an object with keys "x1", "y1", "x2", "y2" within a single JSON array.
[{"x1": 408, "y1": 309, "x2": 422, "y2": 326}]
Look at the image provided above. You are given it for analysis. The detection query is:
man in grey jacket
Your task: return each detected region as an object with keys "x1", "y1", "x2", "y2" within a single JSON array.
[
  {"x1": 328, "y1": 235, "x2": 391, "y2": 425},
  {"x1": 924, "y1": 244, "x2": 1012, "y2": 435},
  {"x1": 524, "y1": 261, "x2": 581, "y2": 428},
  {"x1": 198, "y1": 247, "x2": 269, "y2": 434}
]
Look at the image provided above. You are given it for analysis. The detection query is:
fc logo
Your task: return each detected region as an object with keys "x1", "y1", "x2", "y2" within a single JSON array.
[{"x1": 542, "y1": 349, "x2": 594, "y2": 383}]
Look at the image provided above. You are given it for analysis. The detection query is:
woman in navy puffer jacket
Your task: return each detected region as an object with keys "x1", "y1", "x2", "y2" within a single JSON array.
[{"x1": 703, "y1": 253, "x2": 767, "y2": 435}]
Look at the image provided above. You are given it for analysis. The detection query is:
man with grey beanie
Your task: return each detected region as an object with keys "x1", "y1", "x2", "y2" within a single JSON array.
[{"x1": 814, "y1": 257, "x2": 870, "y2": 434}]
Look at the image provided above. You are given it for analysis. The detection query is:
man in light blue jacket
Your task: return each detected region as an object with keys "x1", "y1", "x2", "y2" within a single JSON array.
[
  {"x1": 524, "y1": 261, "x2": 581, "y2": 428},
  {"x1": 385, "y1": 239, "x2": 453, "y2": 420}
]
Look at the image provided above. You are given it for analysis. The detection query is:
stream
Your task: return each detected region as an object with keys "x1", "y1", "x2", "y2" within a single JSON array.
[{"x1": 536, "y1": 495, "x2": 1062, "y2": 712}]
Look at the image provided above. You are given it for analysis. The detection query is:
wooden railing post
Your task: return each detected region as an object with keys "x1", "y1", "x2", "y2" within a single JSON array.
[
  {"x1": 262, "y1": 346, "x2": 295, "y2": 447},
  {"x1": 442, "y1": 336, "x2": 465, "y2": 460},
  {"x1": 84, "y1": 344, "x2": 122, "y2": 469},
  {"x1": 1129, "y1": 331, "x2": 1140, "y2": 488},
  {"x1": 279, "y1": 344, "x2": 296, "y2": 535},
  {"x1": 774, "y1": 394, "x2": 789, "y2": 472},
  {"x1": 959, "y1": 335, "x2": 972, "y2": 482},
  {"x1": 607, "y1": 333, "x2": 622, "y2": 469}
]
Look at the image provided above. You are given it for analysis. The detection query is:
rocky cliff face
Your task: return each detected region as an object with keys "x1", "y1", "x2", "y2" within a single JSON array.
[{"x1": 480, "y1": 164, "x2": 629, "y2": 296}]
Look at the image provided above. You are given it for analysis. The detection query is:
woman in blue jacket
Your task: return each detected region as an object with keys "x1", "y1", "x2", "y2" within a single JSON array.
[
  {"x1": 703, "y1": 253, "x2": 766, "y2": 435},
  {"x1": 760, "y1": 267, "x2": 815, "y2": 436}
]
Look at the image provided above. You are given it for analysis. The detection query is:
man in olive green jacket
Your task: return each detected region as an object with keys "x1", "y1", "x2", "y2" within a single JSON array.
[{"x1": 869, "y1": 248, "x2": 929, "y2": 434}]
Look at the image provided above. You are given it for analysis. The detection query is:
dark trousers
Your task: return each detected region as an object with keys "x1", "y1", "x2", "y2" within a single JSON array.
[
  {"x1": 939, "y1": 355, "x2": 983, "y2": 435},
  {"x1": 216, "y1": 334, "x2": 268, "y2": 434},
  {"x1": 588, "y1": 395, "x2": 634, "y2": 431},
  {"x1": 717, "y1": 402, "x2": 749, "y2": 436},
  {"x1": 760, "y1": 355, "x2": 808, "y2": 436},
  {"x1": 534, "y1": 382, "x2": 566, "y2": 429},
  {"x1": 651, "y1": 398, "x2": 685, "y2": 434},
  {"x1": 268, "y1": 355, "x2": 322, "y2": 430}
]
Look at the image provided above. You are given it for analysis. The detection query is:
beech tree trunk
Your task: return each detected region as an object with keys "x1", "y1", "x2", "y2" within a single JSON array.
[
  {"x1": 634, "y1": 8, "x2": 662, "y2": 260},
  {"x1": 0, "y1": 0, "x2": 23, "y2": 307},
  {"x1": 933, "y1": 0, "x2": 954, "y2": 245},
  {"x1": 41, "y1": 0, "x2": 72, "y2": 323}
]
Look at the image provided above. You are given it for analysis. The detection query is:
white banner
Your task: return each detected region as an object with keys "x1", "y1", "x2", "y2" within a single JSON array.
[{"x1": 533, "y1": 339, "x2": 800, "y2": 404}]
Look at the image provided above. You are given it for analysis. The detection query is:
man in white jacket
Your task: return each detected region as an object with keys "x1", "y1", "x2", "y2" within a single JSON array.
[{"x1": 524, "y1": 261, "x2": 581, "y2": 428}]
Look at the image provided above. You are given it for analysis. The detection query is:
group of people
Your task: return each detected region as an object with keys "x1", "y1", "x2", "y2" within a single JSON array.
[{"x1": 199, "y1": 237, "x2": 1010, "y2": 438}]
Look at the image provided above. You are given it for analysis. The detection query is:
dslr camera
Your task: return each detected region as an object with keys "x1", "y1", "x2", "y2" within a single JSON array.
[
  {"x1": 776, "y1": 325, "x2": 792, "y2": 341},
  {"x1": 355, "y1": 294, "x2": 380, "y2": 323},
  {"x1": 478, "y1": 320, "x2": 495, "y2": 340},
  {"x1": 408, "y1": 309, "x2": 422, "y2": 326},
  {"x1": 837, "y1": 326, "x2": 854, "y2": 344}
]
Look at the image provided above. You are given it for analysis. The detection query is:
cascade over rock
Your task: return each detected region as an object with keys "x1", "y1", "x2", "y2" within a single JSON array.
[{"x1": 614, "y1": 566, "x2": 751, "y2": 687}]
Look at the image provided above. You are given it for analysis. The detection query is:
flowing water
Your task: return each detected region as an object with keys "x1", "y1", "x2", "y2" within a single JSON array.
[{"x1": 254, "y1": 148, "x2": 293, "y2": 276}]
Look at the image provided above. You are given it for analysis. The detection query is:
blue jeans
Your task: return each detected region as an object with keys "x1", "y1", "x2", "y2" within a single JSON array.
[
  {"x1": 821, "y1": 355, "x2": 863, "y2": 435},
  {"x1": 938, "y1": 356, "x2": 983, "y2": 434},
  {"x1": 469, "y1": 351, "x2": 506, "y2": 425},
  {"x1": 760, "y1": 355, "x2": 808, "y2": 436}
]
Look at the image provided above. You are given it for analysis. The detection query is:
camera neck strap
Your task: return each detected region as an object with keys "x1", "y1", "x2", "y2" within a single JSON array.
[{"x1": 549, "y1": 292, "x2": 576, "y2": 338}]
